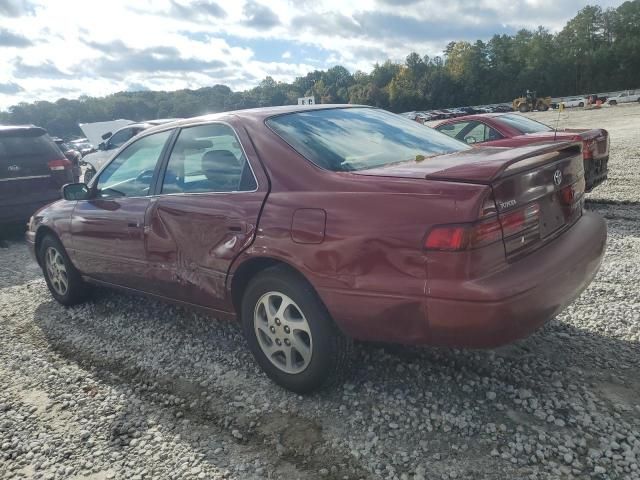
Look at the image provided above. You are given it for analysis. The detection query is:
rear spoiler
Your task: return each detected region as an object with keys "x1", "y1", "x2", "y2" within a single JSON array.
[{"x1": 425, "y1": 141, "x2": 582, "y2": 184}]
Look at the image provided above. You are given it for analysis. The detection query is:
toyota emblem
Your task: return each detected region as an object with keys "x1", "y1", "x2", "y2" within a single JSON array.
[
  {"x1": 8, "y1": 165, "x2": 20, "y2": 172},
  {"x1": 553, "y1": 169, "x2": 562, "y2": 186}
]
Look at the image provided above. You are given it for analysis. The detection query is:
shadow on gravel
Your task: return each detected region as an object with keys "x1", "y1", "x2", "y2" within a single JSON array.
[
  {"x1": 585, "y1": 199, "x2": 640, "y2": 207},
  {"x1": 0, "y1": 227, "x2": 42, "y2": 288},
  {"x1": 30, "y1": 293, "x2": 374, "y2": 480},
  {"x1": 0, "y1": 223, "x2": 26, "y2": 248},
  {"x1": 29, "y1": 286, "x2": 640, "y2": 479}
]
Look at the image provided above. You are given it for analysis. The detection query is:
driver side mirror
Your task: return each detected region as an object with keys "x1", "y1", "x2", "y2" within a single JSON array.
[
  {"x1": 98, "y1": 142, "x2": 106, "y2": 151},
  {"x1": 62, "y1": 183, "x2": 91, "y2": 201}
]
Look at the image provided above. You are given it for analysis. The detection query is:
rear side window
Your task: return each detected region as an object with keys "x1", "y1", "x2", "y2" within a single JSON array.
[
  {"x1": 498, "y1": 114, "x2": 552, "y2": 134},
  {"x1": 0, "y1": 129, "x2": 62, "y2": 161},
  {"x1": 266, "y1": 107, "x2": 469, "y2": 172},
  {"x1": 161, "y1": 123, "x2": 257, "y2": 194},
  {"x1": 436, "y1": 121, "x2": 471, "y2": 139}
]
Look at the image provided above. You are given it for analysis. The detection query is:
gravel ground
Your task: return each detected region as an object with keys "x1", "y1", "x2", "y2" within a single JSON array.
[{"x1": 1, "y1": 105, "x2": 639, "y2": 480}]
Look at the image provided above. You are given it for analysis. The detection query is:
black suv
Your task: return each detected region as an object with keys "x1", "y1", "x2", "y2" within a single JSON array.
[{"x1": 0, "y1": 126, "x2": 74, "y2": 226}]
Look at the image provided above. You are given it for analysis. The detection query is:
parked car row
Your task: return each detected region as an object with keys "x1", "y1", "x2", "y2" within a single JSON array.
[
  {"x1": 21, "y1": 105, "x2": 607, "y2": 393},
  {"x1": 406, "y1": 88, "x2": 639, "y2": 120},
  {"x1": 51, "y1": 137, "x2": 83, "y2": 181},
  {"x1": 404, "y1": 104, "x2": 512, "y2": 123}
]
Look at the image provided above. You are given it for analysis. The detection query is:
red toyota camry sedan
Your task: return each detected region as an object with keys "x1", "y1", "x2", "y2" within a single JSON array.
[
  {"x1": 434, "y1": 113, "x2": 609, "y2": 192},
  {"x1": 26, "y1": 105, "x2": 606, "y2": 392}
]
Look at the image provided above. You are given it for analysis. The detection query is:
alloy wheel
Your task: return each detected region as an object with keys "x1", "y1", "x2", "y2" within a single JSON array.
[
  {"x1": 254, "y1": 291, "x2": 313, "y2": 374},
  {"x1": 45, "y1": 247, "x2": 69, "y2": 296}
]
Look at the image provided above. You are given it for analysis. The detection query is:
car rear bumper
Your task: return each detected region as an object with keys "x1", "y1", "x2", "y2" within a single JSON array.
[{"x1": 322, "y1": 212, "x2": 606, "y2": 348}]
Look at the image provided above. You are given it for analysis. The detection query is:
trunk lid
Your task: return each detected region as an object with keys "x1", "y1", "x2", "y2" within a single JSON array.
[
  {"x1": 355, "y1": 142, "x2": 585, "y2": 260},
  {"x1": 352, "y1": 142, "x2": 581, "y2": 184},
  {"x1": 491, "y1": 148, "x2": 584, "y2": 260}
]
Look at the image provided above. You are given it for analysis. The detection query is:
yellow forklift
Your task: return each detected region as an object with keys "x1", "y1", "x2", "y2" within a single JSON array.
[{"x1": 512, "y1": 90, "x2": 552, "y2": 112}]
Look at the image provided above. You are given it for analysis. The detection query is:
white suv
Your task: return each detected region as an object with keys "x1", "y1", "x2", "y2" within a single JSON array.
[{"x1": 562, "y1": 97, "x2": 587, "y2": 108}]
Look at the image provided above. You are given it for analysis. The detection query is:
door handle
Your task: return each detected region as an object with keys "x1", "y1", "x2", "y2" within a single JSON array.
[
  {"x1": 127, "y1": 220, "x2": 141, "y2": 228},
  {"x1": 226, "y1": 221, "x2": 247, "y2": 233}
]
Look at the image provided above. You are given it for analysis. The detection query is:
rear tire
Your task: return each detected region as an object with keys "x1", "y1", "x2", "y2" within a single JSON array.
[
  {"x1": 241, "y1": 266, "x2": 352, "y2": 393},
  {"x1": 39, "y1": 235, "x2": 90, "y2": 306}
]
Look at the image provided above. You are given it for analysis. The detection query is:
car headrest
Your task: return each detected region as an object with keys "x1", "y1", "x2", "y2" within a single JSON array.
[{"x1": 201, "y1": 150, "x2": 241, "y2": 187}]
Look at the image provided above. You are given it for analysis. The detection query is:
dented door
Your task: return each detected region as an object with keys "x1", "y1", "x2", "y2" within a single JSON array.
[
  {"x1": 144, "y1": 192, "x2": 265, "y2": 309},
  {"x1": 143, "y1": 121, "x2": 267, "y2": 311}
]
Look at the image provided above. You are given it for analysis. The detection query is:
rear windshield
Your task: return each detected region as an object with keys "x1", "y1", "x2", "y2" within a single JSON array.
[
  {"x1": 498, "y1": 114, "x2": 553, "y2": 134},
  {"x1": 266, "y1": 107, "x2": 470, "y2": 172},
  {"x1": 0, "y1": 130, "x2": 62, "y2": 161}
]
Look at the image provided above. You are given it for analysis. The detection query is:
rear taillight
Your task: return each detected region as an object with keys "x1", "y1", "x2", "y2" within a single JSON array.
[
  {"x1": 425, "y1": 202, "x2": 540, "y2": 252},
  {"x1": 582, "y1": 139, "x2": 596, "y2": 159},
  {"x1": 424, "y1": 218, "x2": 503, "y2": 251},
  {"x1": 48, "y1": 158, "x2": 71, "y2": 171},
  {"x1": 500, "y1": 203, "x2": 540, "y2": 238},
  {"x1": 560, "y1": 184, "x2": 575, "y2": 205},
  {"x1": 424, "y1": 226, "x2": 467, "y2": 251}
]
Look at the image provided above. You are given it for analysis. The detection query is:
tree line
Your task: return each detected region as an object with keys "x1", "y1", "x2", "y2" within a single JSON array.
[{"x1": 1, "y1": 1, "x2": 639, "y2": 139}]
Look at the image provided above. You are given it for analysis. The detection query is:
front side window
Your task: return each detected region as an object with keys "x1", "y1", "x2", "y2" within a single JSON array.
[
  {"x1": 97, "y1": 130, "x2": 172, "y2": 198},
  {"x1": 161, "y1": 123, "x2": 256, "y2": 194},
  {"x1": 266, "y1": 107, "x2": 470, "y2": 172}
]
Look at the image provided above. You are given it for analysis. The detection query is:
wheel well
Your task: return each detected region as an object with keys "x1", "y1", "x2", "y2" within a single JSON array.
[
  {"x1": 34, "y1": 226, "x2": 57, "y2": 266},
  {"x1": 230, "y1": 257, "x2": 307, "y2": 316}
]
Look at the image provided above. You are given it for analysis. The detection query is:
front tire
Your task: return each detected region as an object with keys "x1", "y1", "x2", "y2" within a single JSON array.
[
  {"x1": 241, "y1": 266, "x2": 352, "y2": 393},
  {"x1": 40, "y1": 235, "x2": 90, "y2": 306},
  {"x1": 609, "y1": 100, "x2": 617, "y2": 106}
]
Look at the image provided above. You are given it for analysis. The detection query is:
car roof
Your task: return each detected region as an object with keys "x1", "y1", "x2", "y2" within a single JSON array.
[
  {"x1": 141, "y1": 104, "x2": 361, "y2": 135},
  {"x1": 438, "y1": 113, "x2": 506, "y2": 123},
  {"x1": 145, "y1": 118, "x2": 182, "y2": 125}
]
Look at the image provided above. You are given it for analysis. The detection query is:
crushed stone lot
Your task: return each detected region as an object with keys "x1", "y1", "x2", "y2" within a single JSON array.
[{"x1": 1, "y1": 105, "x2": 639, "y2": 480}]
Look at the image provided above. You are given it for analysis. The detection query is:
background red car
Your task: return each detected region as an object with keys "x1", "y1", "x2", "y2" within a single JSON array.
[
  {"x1": 434, "y1": 113, "x2": 609, "y2": 192},
  {"x1": 26, "y1": 106, "x2": 606, "y2": 393}
]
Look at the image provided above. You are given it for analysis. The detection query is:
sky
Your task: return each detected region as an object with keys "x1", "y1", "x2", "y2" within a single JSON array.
[{"x1": 0, "y1": 0, "x2": 626, "y2": 110}]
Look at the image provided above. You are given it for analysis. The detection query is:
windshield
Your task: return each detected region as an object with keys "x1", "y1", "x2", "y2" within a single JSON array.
[
  {"x1": 266, "y1": 107, "x2": 470, "y2": 172},
  {"x1": 498, "y1": 114, "x2": 553, "y2": 134}
]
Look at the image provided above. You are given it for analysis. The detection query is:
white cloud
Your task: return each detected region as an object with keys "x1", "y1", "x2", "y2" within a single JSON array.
[{"x1": 0, "y1": 0, "x2": 626, "y2": 109}]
